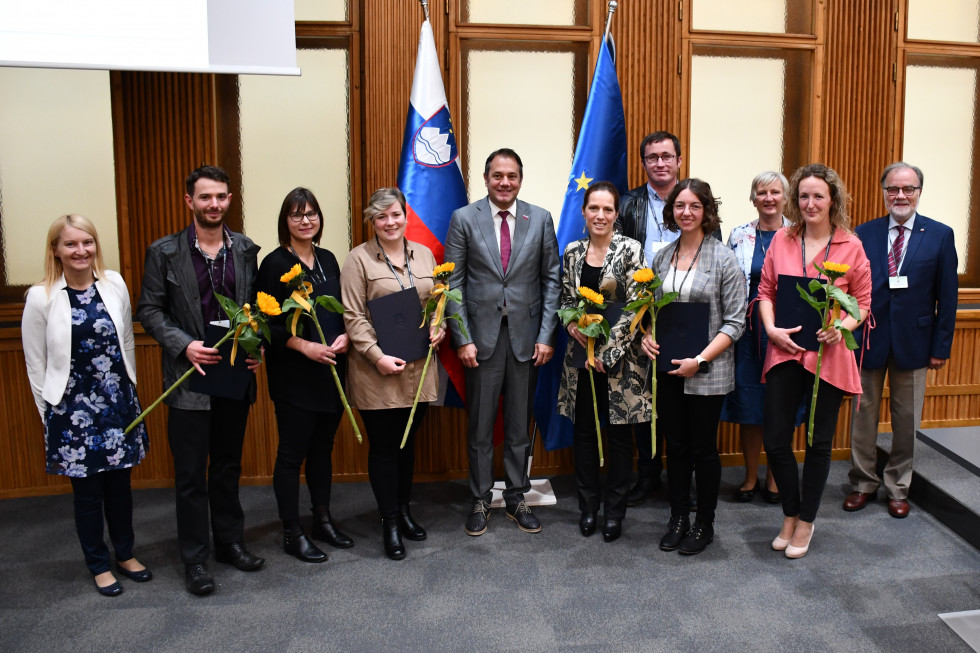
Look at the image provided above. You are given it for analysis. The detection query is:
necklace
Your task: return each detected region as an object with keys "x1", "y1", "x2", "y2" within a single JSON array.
[{"x1": 671, "y1": 235, "x2": 704, "y2": 295}]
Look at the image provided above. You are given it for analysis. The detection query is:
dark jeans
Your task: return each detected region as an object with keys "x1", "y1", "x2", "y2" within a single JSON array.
[
  {"x1": 657, "y1": 374, "x2": 724, "y2": 523},
  {"x1": 573, "y1": 369, "x2": 633, "y2": 520},
  {"x1": 763, "y1": 361, "x2": 844, "y2": 523},
  {"x1": 272, "y1": 405, "x2": 342, "y2": 522},
  {"x1": 167, "y1": 397, "x2": 250, "y2": 564},
  {"x1": 70, "y1": 468, "x2": 135, "y2": 575},
  {"x1": 360, "y1": 404, "x2": 428, "y2": 520}
]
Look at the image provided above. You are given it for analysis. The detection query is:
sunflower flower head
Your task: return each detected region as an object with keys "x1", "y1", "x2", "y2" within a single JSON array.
[
  {"x1": 256, "y1": 291, "x2": 282, "y2": 316},
  {"x1": 633, "y1": 268, "x2": 655, "y2": 284},
  {"x1": 578, "y1": 286, "x2": 604, "y2": 306},
  {"x1": 822, "y1": 261, "x2": 850, "y2": 281},
  {"x1": 433, "y1": 262, "x2": 456, "y2": 278},
  {"x1": 280, "y1": 264, "x2": 303, "y2": 284}
]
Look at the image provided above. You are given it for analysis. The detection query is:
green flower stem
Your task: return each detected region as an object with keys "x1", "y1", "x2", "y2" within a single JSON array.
[
  {"x1": 313, "y1": 314, "x2": 362, "y2": 444},
  {"x1": 649, "y1": 318, "x2": 657, "y2": 459},
  {"x1": 806, "y1": 290, "x2": 831, "y2": 447},
  {"x1": 588, "y1": 349, "x2": 604, "y2": 467},
  {"x1": 124, "y1": 329, "x2": 234, "y2": 434},
  {"x1": 401, "y1": 344, "x2": 434, "y2": 449}
]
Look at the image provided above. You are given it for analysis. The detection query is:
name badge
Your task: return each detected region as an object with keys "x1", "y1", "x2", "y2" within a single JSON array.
[{"x1": 889, "y1": 276, "x2": 908, "y2": 289}]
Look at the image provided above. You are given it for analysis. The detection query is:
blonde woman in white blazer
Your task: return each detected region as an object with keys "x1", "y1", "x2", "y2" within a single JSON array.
[{"x1": 21, "y1": 215, "x2": 151, "y2": 597}]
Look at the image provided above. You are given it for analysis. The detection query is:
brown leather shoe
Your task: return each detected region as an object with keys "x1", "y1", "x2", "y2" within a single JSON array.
[
  {"x1": 842, "y1": 491, "x2": 876, "y2": 512},
  {"x1": 887, "y1": 499, "x2": 910, "y2": 518}
]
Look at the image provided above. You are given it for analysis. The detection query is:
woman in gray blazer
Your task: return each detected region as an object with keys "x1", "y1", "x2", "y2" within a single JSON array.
[
  {"x1": 22, "y1": 215, "x2": 151, "y2": 596},
  {"x1": 642, "y1": 179, "x2": 745, "y2": 556}
]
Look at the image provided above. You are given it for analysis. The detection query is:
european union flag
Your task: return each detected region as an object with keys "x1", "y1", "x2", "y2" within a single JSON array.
[{"x1": 534, "y1": 34, "x2": 628, "y2": 451}]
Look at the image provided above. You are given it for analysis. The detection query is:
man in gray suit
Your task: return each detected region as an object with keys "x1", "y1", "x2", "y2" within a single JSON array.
[{"x1": 445, "y1": 148, "x2": 561, "y2": 536}]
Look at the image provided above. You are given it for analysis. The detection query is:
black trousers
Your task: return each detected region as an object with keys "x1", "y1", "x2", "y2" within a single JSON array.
[
  {"x1": 167, "y1": 397, "x2": 250, "y2": 564},
  {"x1": 360, "y1": 404, "x2": 428, "y2": 520},
  {"x1": 573, "y1": 369, "x2": 633, "y2": 520},
  {"x1": 272, "y1": 405, "x2": 342, "y2": 522},
  {"x1": 633, "y1": 422, "x2": 665, "y2": 480},
  {"x1": 69, "y1": 468, "x2": 135, "y2": 575},
  {"x1": 657, "y1": 374, "x2": 724, "y2": 523},
  {"x1": 763, "y1": 361, "x2": 844, "y2": 523}
]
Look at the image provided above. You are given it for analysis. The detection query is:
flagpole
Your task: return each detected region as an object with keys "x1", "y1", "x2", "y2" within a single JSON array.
[
  {"x1": 419, "y1": 0, "x2": 429, "y2": 22},
  {"x1": 603, "y1": 1, "x2": 618, "y2": 41}
]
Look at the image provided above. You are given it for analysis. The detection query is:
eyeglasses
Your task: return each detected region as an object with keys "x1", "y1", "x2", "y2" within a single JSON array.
[
  {"x1": 883, "y1": 186, "x2": 920, "y2": 198},
  {"x1": 643, "y1": 153, "x2": 677, "y2": 164},
  {"x1": 672, "y1": 202, "x2": 703, "y2": 213},
  {"x1": 288, "y1": 211, "x2": 320, "y2": 222}
]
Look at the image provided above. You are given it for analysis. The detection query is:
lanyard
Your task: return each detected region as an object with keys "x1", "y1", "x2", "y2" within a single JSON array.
[
  {"x1": 801, "y1": 226, "x2": 835, "y2": 279},
  {"x1": 377, "y1": 236, "x2": 414, "y2": 290},
  {"x1": 670, "y1": 235, "x2": 705, "y2": 296},
  {"x1": 287, "y1": 245, "x2": 326, "y2": 285}
]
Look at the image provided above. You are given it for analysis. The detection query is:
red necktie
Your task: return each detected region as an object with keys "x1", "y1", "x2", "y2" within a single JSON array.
[
  {"x1": 499, "y1": 210, "x2": 511, "y2": 273},
  {"x1": 888, "y1": 225, "x2": 904, "y2": 276}
]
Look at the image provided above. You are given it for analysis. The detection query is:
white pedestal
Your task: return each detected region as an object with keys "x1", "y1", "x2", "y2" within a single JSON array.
[{"x1": 489, "y1": 478, "x2": 557, "y2": 508}]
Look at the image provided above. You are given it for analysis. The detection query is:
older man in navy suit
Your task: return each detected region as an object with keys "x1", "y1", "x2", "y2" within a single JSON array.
[
  {"x1": 445, "y1": 148, "x2": 561, "y2": 536},
  {"x1": 845, "y1": 162, "x2": 958, "y2": 518}
]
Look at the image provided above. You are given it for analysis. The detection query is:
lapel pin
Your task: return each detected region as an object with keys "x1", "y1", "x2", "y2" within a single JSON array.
[{"x1": 522, "y1": 215, "x2": 529, "y2": 220}]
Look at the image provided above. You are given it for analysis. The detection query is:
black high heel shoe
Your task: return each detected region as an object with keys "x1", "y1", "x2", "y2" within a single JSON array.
[{"x1": 734, "y1": 483, "x2": 758, "y2": 503}]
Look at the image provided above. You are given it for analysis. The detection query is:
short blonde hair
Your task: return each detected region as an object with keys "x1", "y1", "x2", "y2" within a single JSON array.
[
  {"x1": 362, "y1": 187, "x2": 406, "y2": 225},
  {"x1": 42, "y1": 214, "x2": 105, "y2": 291}
]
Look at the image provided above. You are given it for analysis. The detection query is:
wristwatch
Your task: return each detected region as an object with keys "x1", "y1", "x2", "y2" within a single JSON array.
[{"x1": 695, "y1": 354, "x2": 710, "y2": 374}]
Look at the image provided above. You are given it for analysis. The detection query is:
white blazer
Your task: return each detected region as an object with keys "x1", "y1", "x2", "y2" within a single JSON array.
[{"x1": 21, "y1": 270, "x2": 138, "y2": 419}]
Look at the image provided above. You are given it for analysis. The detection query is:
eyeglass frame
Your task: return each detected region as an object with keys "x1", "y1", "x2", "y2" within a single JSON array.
[
  {"x1": 643, "y1": 153, "x2": 677, "y2": 164},
  {"x1": 883, "y1": 186, "x2": 921, "y2": 198},
  {"x1": 288, "y1": 210, "x2": 320, "y2": 222}
]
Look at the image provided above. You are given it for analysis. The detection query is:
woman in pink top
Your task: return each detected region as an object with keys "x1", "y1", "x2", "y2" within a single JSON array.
[{"x1": 757, "y1": 164, "x2": 871, "y2": 559}]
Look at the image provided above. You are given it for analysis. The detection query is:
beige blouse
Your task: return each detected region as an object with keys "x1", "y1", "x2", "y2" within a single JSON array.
[{"x1": 340, "y1": 238, "x2": 439, "y2": 410}]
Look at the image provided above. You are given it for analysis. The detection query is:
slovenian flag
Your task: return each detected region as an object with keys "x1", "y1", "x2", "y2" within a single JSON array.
[
  {"x1": 397, "y1": 19, "x2": 469, "y2": 403},
  {"x1": 533, "y1": 34, "x2": 629, "y2": 451}
]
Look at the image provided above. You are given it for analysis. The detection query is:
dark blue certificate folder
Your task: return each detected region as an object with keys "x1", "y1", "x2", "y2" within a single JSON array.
[
  {"x1": 654, "y1": 302, "x2": 710, "y2": 372},
  {"x1": 367, "y1": 287, "x2": 430, "y2": 363},
  {"x1": 775, "y1": 274, "x2": 825, "y2": 352}
]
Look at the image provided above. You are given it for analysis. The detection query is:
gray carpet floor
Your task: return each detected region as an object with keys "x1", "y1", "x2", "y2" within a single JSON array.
[{"x1": 1, "y1": 461, "x2": 977, "y2": 653}]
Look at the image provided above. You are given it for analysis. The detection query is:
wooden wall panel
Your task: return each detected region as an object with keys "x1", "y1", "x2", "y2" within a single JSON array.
[{"x1": 820, "y1": 1, "x2": 898, "y2": 226}]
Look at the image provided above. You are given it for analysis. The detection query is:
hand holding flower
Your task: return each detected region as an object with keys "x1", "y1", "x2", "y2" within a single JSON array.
[{"x1": 376, "y1": 355, "x2": 407, "y2": 375}]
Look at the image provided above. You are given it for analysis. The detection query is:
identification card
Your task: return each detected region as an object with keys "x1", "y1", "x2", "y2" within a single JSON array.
[{"x1": 889, "y1": 276, "x2": 908, "y2": 289}]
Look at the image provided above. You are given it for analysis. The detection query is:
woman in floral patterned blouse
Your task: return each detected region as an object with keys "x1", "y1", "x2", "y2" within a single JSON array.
[{"x1": 22, "y1": 215, "x2": 151, "y2": 596}]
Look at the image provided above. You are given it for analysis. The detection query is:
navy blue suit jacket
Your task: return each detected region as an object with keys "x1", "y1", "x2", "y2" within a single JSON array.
[{"x1": 854, "y1": 214, "x2": 957, "y2": 370}]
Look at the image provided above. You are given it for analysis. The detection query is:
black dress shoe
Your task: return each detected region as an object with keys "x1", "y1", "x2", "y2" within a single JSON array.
[
  {"x1": 506, "y1": 500, "x2": 542, "y2": 533},
  {"x1": 626, "y1": 476, "x2": 661, "y2": 506},
  {"x1": 115, "y1": 562, "x2": 153, "y2": 582},
  {"x1": 659, "y1": 513, "x2": 690, "y2": 551},
  {"x1": 678, "y1": 520, "x2": 714, "y2": 555},
  {"x1": 464, "y1": 499, "x2": 491, "y2": 536},
  {"x1": 283, "y1": 526, "x2": 328, "y2": 563},
  {"x1": 184, "y1": 563, "x2": 215, "y2": 596},
  {"x1": 734, "y1": 483, "x2": 757, "y2": 502},
  {"x1": 382, "y1": 517, "x2": 406, "y2": 560},
  {"x1": 398, "y1": 504, "x2": 427, "y2": 541},
  {"x1": 94, "y1": 577, "x2": 123, "y2": 597},
  {"x1": 214, "y1": 542, "x2": 265, "y2": 571},
  {"x1": 312, "y1": 506, "x2": 354, "y2": 549},
  {"x1": 579, "y1": 512, "x2": 597, "y2": 537},
  {"x1": 602, "y1": 518, "x2": 622, "y2": 543}
]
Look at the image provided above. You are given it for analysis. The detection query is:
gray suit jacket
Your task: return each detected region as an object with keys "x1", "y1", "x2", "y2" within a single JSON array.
[{"x1": 444, "y1": 197, "x2": 561, "y2": 362}]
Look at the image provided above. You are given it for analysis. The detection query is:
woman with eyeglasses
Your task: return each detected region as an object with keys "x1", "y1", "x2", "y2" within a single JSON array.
[
  {"x1": 641, "y1": 178, "x2": 746, "y2": 556},
  {"x1": 256, "y1": 187, "x2": 353, "y2": 563},
  {"x1": 340, "y1": 187, "x2": 446, "y2": 560}
]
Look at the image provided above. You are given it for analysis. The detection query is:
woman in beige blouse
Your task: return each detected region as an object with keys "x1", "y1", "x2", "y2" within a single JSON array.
[{"x1": 340, "y1": 187, "x2": 446, "y2": 560}]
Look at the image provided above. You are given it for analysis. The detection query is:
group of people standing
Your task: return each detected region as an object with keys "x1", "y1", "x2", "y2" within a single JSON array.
[{"x1": 22, "y1": 131, "x2": 957, "y2": 596}]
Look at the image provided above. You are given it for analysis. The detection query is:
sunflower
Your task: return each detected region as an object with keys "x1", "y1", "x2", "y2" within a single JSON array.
[
  {"x1": 280, "y1": 264, "x2": 302, "y2": 284},
  {"x1": 256, "y1": 291, "x2": 283, "y2": 316},
  {"x1": 433, "y1": 262, "x2": 456, "y2": 276},
  {"x1": 633, "y1": 268, "x2": 655, "y2": 283},
  {"x1": 823, "y1": 261, "x2": 850, "y2": 275},
  {"x1": 578, "y1": 286, "x2": 604, "y2": 305}
]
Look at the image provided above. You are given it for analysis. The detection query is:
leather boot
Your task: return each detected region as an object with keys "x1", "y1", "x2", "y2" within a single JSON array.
[
  {"x1": 398, "y1": 504, "x2": 427, "y2": 541},
  {"x1": 311, "y1": 505, "x2": 354, "y2": 549},
  {"x1": 283, "y1": 522, "x2": 328, "y2": 563},
  {"x1": 382, "y1": 516, "x2": 406, "y2": 560}
]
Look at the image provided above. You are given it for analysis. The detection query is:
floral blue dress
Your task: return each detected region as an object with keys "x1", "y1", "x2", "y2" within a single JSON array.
[{"x1": 44, "y1": 284, "x2": 148, "y2": 477}]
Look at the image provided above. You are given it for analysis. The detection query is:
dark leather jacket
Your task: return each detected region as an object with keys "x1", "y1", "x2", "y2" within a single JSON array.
[{"x1": 616, "y1": 184, "x2": 649, "y2": 244}]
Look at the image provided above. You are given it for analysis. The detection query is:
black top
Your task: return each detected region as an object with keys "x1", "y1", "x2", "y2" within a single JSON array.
[
  {"x1": 580, "y1": 261, "x2": 602, "y2": 293},
  {"x1": 256, "y1": 245, "x2": 346, "y2": 412}
]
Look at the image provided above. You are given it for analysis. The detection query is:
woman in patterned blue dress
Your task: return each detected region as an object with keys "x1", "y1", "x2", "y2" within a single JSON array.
[{"x1": 22, "y1": 215, "x2": 151, "y2": 596}]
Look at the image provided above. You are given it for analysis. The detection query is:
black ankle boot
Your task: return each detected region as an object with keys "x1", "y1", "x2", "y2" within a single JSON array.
[
  {"x1": 311, "y1": 505, "x2": 354, "y2": 549},
  {"x1": 382, "y1": 517, "x2": 406, "y2": 560},
  {"x1": 398, "y1": 504, "x2": 427, "y2": 541},
  {"x1": 283, "y1": 522, "x2": 328, "y2": 563}
]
